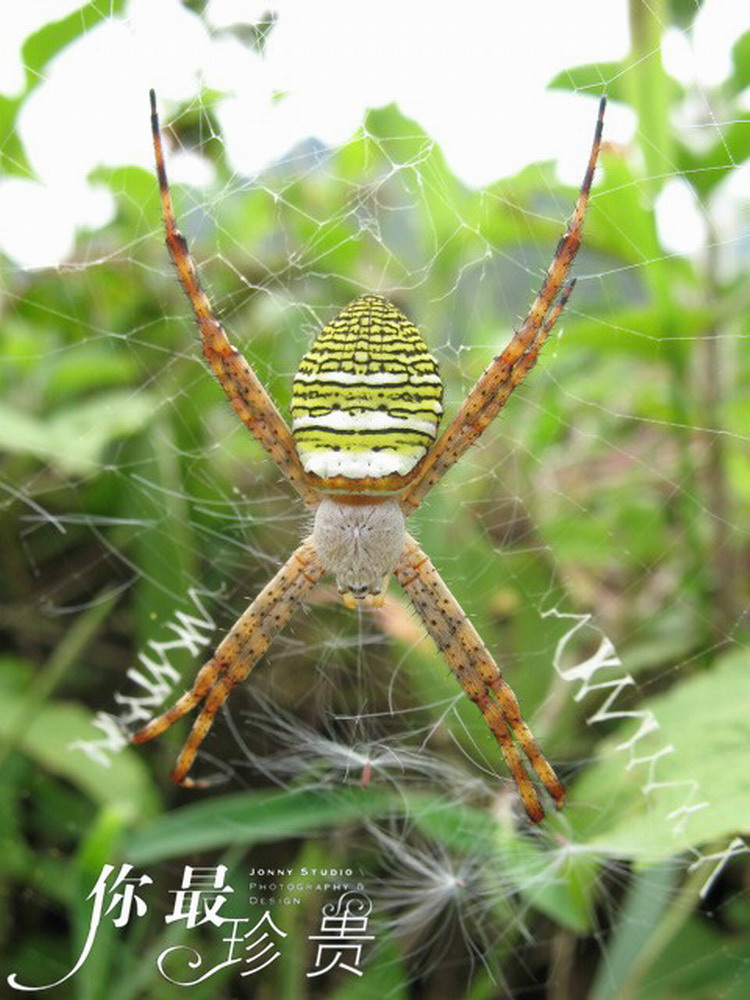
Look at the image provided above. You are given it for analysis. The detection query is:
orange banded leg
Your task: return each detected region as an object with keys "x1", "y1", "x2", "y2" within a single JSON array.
[
  {"x1": 451, "y1": 279, "x2": 577, "y2": 459},
  {"x1": 394, "y1": 534, "x2": 564, "y2": 823},
  {"x1": 464, "y1": 276, "x2": 576, "y2": 428},
  {"x1": 131, "y1": 537, "x2": 324, "y2": 786},
  {"x1": 149, "y1": 90, "x2": 318, "y2": 508},
  {"x1": 402, "y1": 98, "x2": 605, "y2": 516}
]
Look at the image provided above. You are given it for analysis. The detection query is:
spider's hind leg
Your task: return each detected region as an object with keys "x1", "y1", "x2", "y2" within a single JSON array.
[
  {"x1": 131, "y1": 654, "x2": 228, "y2": 748},
  {"x1": 131, "y1": 537, "x2": 325, "y2": 787},
  {"x1": 394, "y1": 534, "x2": 564, "y2": 823}
]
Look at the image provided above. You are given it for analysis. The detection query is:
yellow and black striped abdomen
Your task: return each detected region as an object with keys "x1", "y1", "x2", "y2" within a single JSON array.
[{"x1": 291, "y1": 295, "x2": 443, "y2": 482}]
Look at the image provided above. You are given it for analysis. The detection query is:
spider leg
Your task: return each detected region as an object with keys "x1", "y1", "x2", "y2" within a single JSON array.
[
  {"x1": 394, "y1": 534, "x2": 564, "y2": 823},
  {"x1": 149, "y1": 90, "x2": 318, "y2": 507},
  {"x1": 131, "y1": 536, "x2": 324, "y2": 786},
  {"x1": 401, "y1": 98, "x2": 605, "y2": 515}
]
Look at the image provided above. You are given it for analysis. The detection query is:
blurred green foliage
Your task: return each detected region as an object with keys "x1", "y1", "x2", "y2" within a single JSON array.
[{"x1": 1, "y1": 2, "x2": 749, "y2": 998}]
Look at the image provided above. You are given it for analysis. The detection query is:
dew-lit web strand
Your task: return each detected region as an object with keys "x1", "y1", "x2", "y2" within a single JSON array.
[
  {"x1": 148, "y1": 89, "x2": 318, "y2": 508},
  {"x1": 400, "y1": 96, "x2": 606, "y2": 515}
]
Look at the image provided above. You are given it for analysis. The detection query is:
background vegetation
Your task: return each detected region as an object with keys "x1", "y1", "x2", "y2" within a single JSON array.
[{"x1": 1, "y1": 2, "x2": 748, "y2": 998}]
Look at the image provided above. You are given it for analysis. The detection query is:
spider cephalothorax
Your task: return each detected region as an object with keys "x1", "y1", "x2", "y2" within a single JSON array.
[
  {"x1": 313, "y1": 496, "x2": 406, "y2": 603},
  {"x1": 132, "y1": 90, "x2": 606, "y2": 823}
]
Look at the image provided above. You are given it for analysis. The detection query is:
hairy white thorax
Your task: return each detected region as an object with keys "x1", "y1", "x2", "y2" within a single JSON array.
[{"x1": 313, "y1": 497, "x2": 406, "y2": 598}]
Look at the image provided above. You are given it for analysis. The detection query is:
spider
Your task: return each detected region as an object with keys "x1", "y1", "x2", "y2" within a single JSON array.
[{"x1": 133, "y1": 90, "x2": 605, "y2": 823}]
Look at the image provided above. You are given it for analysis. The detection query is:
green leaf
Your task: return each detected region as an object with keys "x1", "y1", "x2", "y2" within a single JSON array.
[
  {"x1": 636, "y1": 910, "x2": 750, "y2": 1000},
  {"x1": 571, "y1": 648, "x2": 750, "y2": 859},
  {"x1": 589, "y1": 862, "x2": 679, "y2": 1000},
  {"x1": 90, "y1": 165, "x2": 160, "y2": 228},
  {"x1": 0, "y1": 0, "x2": 127, "y2": 177},
  {"x1": 44, "y1": 345, "x2": 141, "y2": 402},
  {"x1": 410, "y1": 797, "x2": 502, "y2": 849},
  {"x1": 677, "y1": 112, "x2": 750, "y2": 198},
  {"x1": 125, "y1": 787, "x2": 396, "y2": 864},
  {"x1": 590, "y1": 150, "x2": 662, "y2": 267},
  {"x1": 620, "y1": 608, "x2": 703, "y2": 676},
  {"x1": 73, "y1": 808, "x2": 131, "y2": 1000},
  {"x1": 549, "y1": 61, "x2": 632, "y2": 103},
  {"x1": 668, "y1": 0, "x2": 705, "y2": 29},
  {"x1": 0, "y1": 390, "x2": 157, "y2": 474},
  {"x1": 411, "y1": 798, "x2": 598, "y2": 931},
  {"x1": 728, "y1": 30, "x2": 750, "y2": 94},
  {"x1": 121, "y1": 410, "x2": 198, "y2": 644},
  {"x1": 20, "y1": 0, "x2": 127, "y2": 95},
  {"x1": 0, "y1": 657, "x2": 157, "y2": 822},
  {"x1": 559, "y1": 304, "x2": 710, "y2": 361},
  {"x1": 0, "y1": 95, "x2": 33, "y2": 178},
  {"x1": 548, "y1": 60, "x2": 682, "y2": 107},
  {"x1": 497, "y1": 833, "x2": 599, "y2": 932},
  {"x1": 0, "y1": 756, "x2": 35, "y2": 877}
]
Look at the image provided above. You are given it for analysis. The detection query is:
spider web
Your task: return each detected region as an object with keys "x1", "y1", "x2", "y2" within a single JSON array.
[{"x1": 1, "y1": 1, "x2": 749, "y2": 997}]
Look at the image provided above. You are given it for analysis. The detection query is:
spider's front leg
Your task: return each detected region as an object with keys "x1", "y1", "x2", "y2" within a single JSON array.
[
  {"x1": 394, "y1": 534, "x2": 564, "y2": 823},
  {"x1": 401, "y1": 97, "x2": 606, "y2": 516},
  {"x1": 131, "y1": 537, "x2": 324, "y2": 786},
  {"x1": 149, "y1": 90, "x2": 319, "y2": 508}
]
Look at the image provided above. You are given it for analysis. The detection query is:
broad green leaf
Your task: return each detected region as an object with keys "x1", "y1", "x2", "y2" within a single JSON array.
[
  {"x1": 668, "y1": 0, "x2": 706, "y2": 29},
  {"x1": 620, "y1": 608, "x2": 703, "y2": 676},
  {"x1": 677, "y1": 112, "x2": 750, "y2": 198},
  {"x1": 73, "y1": 808, "x2": 132, "y2": 1000},
  {"x1": 0, "y1": 389, "x2": 157, "y2": 474},
  {"x1": 589, "y1": 862, "x2": 679, "y2": 1000},
  {"x1": 0, "y1": 756, "x2": 35, "y2": 877},
  {"x1": 480, "y1": 160, "x2": 580, "y2": 252},
  {"x1": 558, "y1": 304, "x2": 710, "y2": 361},
  {"x1": 20, "y1": 0, "x2": 127, "y2": 95},
  {"x1": 588, "y1": 150, "x2": 661, "y2": 268},
  {"x1": 90, "y1": 165, "x2": 160, "y2": 230},
  {"x1": 125, "y1": 788, "x2": 396, "y2": 864},
  {"x1": 636, "y1": 911, "x2": 750, "y2": 1000},
  {"x1": 409, "y1": 797, "x2": 502, "y2": 850},
  {"x1": 366, "y1": 104, "x2": 470, "y2": 264},
  {"x1": 412, "y1": 798, "x2": 599, "y2": 932},
  {"x1": 0, "y1": 0, "x2": 127, "y2": 177},
  {"x1": 549, "y1": 60, "x2": 682, "y2": 109},
  {"x1": 0, "y1": 657, "x2": 157, "y2": 822},
  {"x1": 500, "y1": 835, "x2": 599, "y2": 933},
  {"x1": 45, "y1": 345, "x2": 141, "y2": 401},
  {"x1": 549, "y1": 61, "x2": 629, "y2": 101},
  {"x1": 571, "y1": 649, "x2": 750, "y2": 860},
  {"x1": 121, "y1": 410, "x2": 198, "y2": 645},
  {"x1": 543, "y1": 516, "x2": 626, "y2": 568}
]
